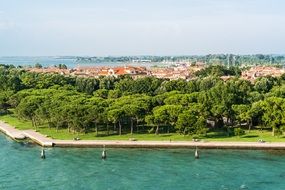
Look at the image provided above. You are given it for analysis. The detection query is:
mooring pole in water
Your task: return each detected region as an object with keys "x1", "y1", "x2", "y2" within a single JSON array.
[
  {"x1": 41, "y1": 149, "x2": 46, "y2": 159},
  {"x1": 195, "y1": 147, "x2": 199, "y2": 159},
  {"x1": 102, "y1": 145, "x2": 107, "y2": 159}
]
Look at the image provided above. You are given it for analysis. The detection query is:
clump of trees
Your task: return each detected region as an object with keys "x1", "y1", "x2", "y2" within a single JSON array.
[
  {"x1": 1, "y1": 65, "x2": 285, "y2": 137},
  {"x1": 194, "y1": 65, "x2": 241, "y2": 77},
  {"x1": 58, "y1": 64, "x2": 67, "y2": 69},
  {"x1": 35, "y1": 63, "x2": 43, "y2": 69}
]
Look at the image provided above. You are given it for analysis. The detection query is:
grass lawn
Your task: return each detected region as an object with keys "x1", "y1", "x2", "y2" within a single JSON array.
[
  {"x1": 1, "y1": 113, "x2": 285, "y2": 142},
  {"x1": 0, "y1": 114, "x2": 33, "y2": 130}
]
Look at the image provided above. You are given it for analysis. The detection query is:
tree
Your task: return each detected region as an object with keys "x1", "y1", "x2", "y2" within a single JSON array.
[
  {"x1": 254, "y1": 77, "x2": 276, "y2": 93},
  {"x1": 15, "y1": 95, "x2": 45, "y2": 130},
  {"x1": 108, "y1": 108, "x2": 124, "y2": 135},
  {"x1": 35, "y1": 63, "x2": 43, "y2": 69},
  {"x1": 123, "y1": 105, "x2": 140, "y2": 135},
  {"x1": 59, "y1": 64, "x2": 67, "y2": 69},
  {"x1": 232, "y1": 104, "x2": 252, "y2": 132},
  {"x1": 93, "y1": 89, "x2": 109, "y2": 99},
  {"x1": 260, "y1": 97, "x2": 285, "y2": 136},
  {"x1": 176, "y1": 109, "x2": 207, "y2": 136},
  {"x1": 0, "y1": 91, "x2": 13, "y2": 113},
  {"x1": 147, "y1": 105, "x2": 182, "y2": 135}
]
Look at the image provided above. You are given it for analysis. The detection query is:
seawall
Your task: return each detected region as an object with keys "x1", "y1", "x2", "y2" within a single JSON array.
[{"x1": 1, "y1": 120, "x2": 285, "y2": 149}]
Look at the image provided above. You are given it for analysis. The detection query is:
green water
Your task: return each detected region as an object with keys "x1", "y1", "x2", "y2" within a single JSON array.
[{"x1": 1, "y1": 134, "x2": 285, "y2": 190}]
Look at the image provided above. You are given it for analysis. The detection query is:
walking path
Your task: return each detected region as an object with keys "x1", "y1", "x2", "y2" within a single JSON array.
[
  {"x1": 1, "y1": 120, "x2": 285, "y2": 149},
  {"x1": 0, "y1": 121, "x2": 26, "y2": 140}
]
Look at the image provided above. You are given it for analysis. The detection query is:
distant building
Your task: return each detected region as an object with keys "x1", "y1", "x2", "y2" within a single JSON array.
[
  {"x1": 242, "y1": 66, "x2": 285, "y2": 81},
  {"x1": 26, "y1": 63, "x2": 198, "y2": 80}
]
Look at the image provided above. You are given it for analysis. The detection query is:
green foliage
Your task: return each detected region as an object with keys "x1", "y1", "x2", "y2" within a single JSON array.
[
  {"x1": 234, "y1": 128, "x2": 245, "y2": 137},
  {"x1": 34, "y1": 63, "x2": 42, "y2": 69},
  {"x1": 75, "y1": 77, "x2": 100, "y2": 94},
  {"x1": 115, "y1": 77, "x2": 163, "y2": 95},
  {"x1": 58, "y1": 64, "x2": 67, "y2": 69},
  {"x1": 93, "y1": 89, "x2": 109, "y2": 99},
  {"x1": 176, "y1": 106, "x2": 207, "y2": 135},
  {"x1": 1, "y1": 64, "x2": 285, "y2": 138},
  {"x1": 254, "y1": 76, "x2": 277, "y2": 93},
  {"x1": 195, "y1": 65, "x2": 241, "y2": 77}
]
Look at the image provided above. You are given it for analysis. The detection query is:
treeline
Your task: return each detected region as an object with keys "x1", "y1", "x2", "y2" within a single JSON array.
[
  {"x1": 76, "y1": 54, "x2": 285, "y2": 66},
  {"x1": 190, "y1": 54, "x2": 285, "y2": 66},
  {"x1": 194, "y1": 65, "x2": 242, "y2": 77},
  {"x1": 1, "y1": 64, "x2": 285, "y2": 137}
]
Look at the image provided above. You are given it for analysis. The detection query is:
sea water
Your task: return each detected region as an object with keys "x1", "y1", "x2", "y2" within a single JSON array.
[
  {"x1": 0, "y1": 133, "x2": 285, "y2": 190},
  {"x1": 0, "y1": 56, "x2": 160, "y2": 68}
]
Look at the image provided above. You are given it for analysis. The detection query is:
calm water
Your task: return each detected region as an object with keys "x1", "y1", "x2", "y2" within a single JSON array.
[
  {"x1": 0, "y1": 57, "x2": 159, "y2": 68},
  {"x1": 1, "y1": 134, "x2": 285, "y2": 190}
]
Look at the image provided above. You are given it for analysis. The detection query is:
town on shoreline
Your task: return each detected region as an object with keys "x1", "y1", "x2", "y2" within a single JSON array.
[{"x1": 27, "y1": 62, "x2": 285, "y2": 82}]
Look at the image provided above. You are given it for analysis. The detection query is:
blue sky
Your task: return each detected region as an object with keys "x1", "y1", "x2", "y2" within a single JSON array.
[{"x1": 0, "y1": 0, "x2": 285, "y2": 56}]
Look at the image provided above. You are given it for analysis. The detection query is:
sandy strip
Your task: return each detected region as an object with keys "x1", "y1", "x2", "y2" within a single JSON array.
[{"x1": 1, "y1": 120, "x2": 285, "y2": 149}]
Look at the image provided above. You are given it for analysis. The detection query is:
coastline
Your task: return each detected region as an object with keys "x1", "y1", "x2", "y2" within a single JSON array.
[{"x1": 1, "y1": 120, "x2": 285, "y2": 149}]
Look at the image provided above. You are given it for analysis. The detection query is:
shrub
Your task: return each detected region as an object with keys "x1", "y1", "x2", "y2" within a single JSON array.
[{"x1": 234, "y1": 128, "x2": 245, "y2": 137}]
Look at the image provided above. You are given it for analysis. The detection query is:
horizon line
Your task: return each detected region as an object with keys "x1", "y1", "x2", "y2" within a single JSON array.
[{"x1": 1, "y1": 53, "x2": 285, "y2": 57}]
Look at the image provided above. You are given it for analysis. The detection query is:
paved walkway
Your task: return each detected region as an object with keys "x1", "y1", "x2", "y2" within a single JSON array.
[
  {"x1": 23, "y1": 130, "x2": 54, "y2": 147},
  {"x1": 0, "y1": 121, "x2": 26, "y2": 140},
  {"x1": 1, "y1": 120, "x2": 285, "y2": 149}
]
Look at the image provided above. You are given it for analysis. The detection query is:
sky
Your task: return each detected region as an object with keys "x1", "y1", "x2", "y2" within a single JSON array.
[{"x1": 0, "y1": 0, "x2": 285, "y2": 56}]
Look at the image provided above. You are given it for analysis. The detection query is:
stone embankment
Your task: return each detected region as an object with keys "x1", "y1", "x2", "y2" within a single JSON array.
[{"x1": 1, "y1": 120, "x2": 285, "y2": 149}]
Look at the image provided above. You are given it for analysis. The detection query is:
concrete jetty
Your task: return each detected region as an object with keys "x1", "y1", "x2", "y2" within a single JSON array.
[
  {"x1": 0, "y1": 121, "x2": 26, "y2": 140},
  {"x1": 1, "y1": 120, "x2": 285, "y2": 149},
  {"x1": 0, "y1": 121, "x2": 53, "y2": 147},
  {"x1": 23, "y1": 130, "x2": 54, "y2": 147}
]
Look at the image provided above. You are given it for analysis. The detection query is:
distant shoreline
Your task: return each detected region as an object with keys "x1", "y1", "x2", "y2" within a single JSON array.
[{"x1": 1, "y1": 120, "x2": 285, "y2": 150}]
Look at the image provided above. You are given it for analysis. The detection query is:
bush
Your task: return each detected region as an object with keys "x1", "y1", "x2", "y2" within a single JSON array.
[
  {"x1": 234, "y1": 128, "x2": 245, "y2": 137},
  {"x1": 35, "y1": 63, "x2": 42, "y2": 69},
  {"x1": 274, "y1": 128, "x2": 283, "y2": 137}
]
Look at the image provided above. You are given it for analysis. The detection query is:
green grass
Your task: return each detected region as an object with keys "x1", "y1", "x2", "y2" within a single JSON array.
[
  {"x1": 0, "y1": 114, "x2": 33, "y2": 130},
  {"x1": 204, "y1": 130, "x2": 285, "y2": 142},
  {"x1": 1, "y1": 113, "x2": 285, "y2": 142}
]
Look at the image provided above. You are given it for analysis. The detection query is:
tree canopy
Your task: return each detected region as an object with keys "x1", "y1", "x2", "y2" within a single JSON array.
[{"x1": 1, "y1": 65, "x2": 285, "y2": 137}]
